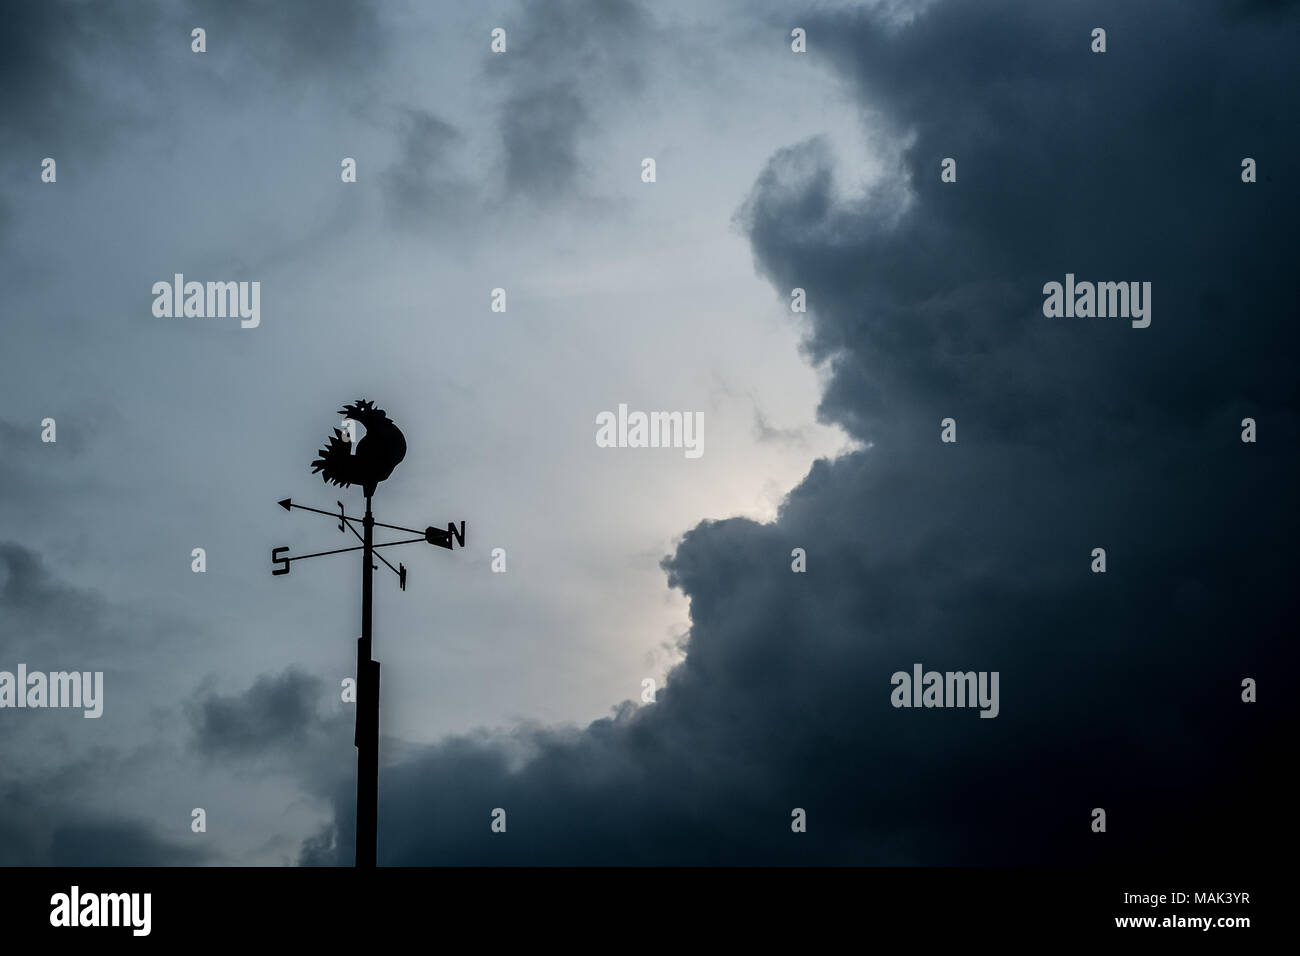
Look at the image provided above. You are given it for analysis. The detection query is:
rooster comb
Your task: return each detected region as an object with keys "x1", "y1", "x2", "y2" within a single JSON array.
[{"x1": 339, "y1": 399, "x2": 388, "y2": 421}]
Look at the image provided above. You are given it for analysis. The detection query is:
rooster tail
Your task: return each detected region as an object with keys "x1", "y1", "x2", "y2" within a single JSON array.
[{"x1": 311, "y1": 428, "x2": 358, "y2": 488}]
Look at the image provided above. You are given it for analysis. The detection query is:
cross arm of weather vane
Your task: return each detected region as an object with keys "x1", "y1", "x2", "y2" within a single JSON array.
[
  {"x1": 336, "y1": 504, "x2": 405, "y2": 583},
  {"x1": 271, "y1": 497, "x2": 466, "y2": 591}
]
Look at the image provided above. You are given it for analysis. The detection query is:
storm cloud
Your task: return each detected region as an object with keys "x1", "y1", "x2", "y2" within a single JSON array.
[
  {"x1": 189, "y1": 668, "x2": 339, "y2": 758},
  {"x1": 304, "y1": 0, "x2": 1297, "y2": 865},
  {"x1": 491, "y1": 0, "x2": 653, "y2": 199}
]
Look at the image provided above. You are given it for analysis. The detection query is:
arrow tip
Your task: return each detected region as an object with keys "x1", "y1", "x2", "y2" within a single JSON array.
[{"x1": 278, "y1": 498, "x2": 292, "y2": 511}]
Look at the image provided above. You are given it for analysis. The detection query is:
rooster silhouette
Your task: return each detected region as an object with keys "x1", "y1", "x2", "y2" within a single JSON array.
[{"x1": 311, "y1": 399, "x2": 407, "y2": 498}]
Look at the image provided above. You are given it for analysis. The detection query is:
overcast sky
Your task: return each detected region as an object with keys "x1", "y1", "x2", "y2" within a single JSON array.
[{"x1": 1, "y1": 0, "x2": 1295, "y2": 866}]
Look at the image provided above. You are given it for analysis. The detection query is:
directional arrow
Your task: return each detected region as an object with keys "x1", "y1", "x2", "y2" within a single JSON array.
[
  {"x1": 280, "y1": 497, "x2": 433, "y2": 536},
  {"x1": 277, "y1": 537, "x2": 425, "y2": 563},
  {"x1": 424, "y1": 522, "x2": 467, "y2": 550}
]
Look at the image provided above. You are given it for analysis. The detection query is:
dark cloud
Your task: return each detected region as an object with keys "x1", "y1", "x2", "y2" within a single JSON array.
[
  {"x1": 0, "y1": 542, "x2": 115, "y2": 654},
  {"x1": 186, "y1": 668, "x2": 354, "y2": 813},
  {"x1": 0, "y1": 0, "x2": 386, "y2": 154},
  {"x1": 189, "y1": 669, "x2": 318, "y2": 756},
  {"x1": 0, "y1": 779, "x2": 47, "y2": 865},
  {"x1": 0, "y1": 772, "x2": 212, "y2": 866},
  {"x1": 1232, "y1": 0, "x2": 1299, "y2": 16},
  {"x1": 0, "y1": 0, "x2": 388, "y2": 252},
  {"x1": 500, "y1": 82, "x2": 590, "y2": 197},
  {"x1": 381, "y1": 107, "x2": 473, "y2": 230},
  {"x1": 49, "y1": 819, "x2": 211, "y2": 867},
  {"x1": 491, "y1": 0, "x2": 651, "y2": 199},
  {"x1": 305, "y1": 0, "x2": 1298, "y2": 864},
  {"x1": 188, "y1": 669, "x2": 348, "y2": 761},
  {"x1": 0, "y1": 545, "x2": 225, "y2": 865},
  {"x1": 740, "y1": 0, "x2": 1299, "y2": 455},
  {"x1": 0, "y1": 0, "x2": 158, "y2": 149},
  {"x1": 296, "y1": 821, "x2": 339, "y2": 866},
  {"x1": 0, "y1": 412, "x2": 103, "y2": 461},
  {"x1": 752, "y1": 407, "x2": 807, "y2": 447},
  {"x1": 0, "y1": 543, "x2": 343, "y2": 864},
  {"x1": 0, "y1": 540, "x2": 196, "y2": 667},
  {"x1": 187, "y1": 0, "x2": 388, "y2": 79},
  {"x1": 0, "y1": 541, "x2": 67, "y2": 608},
  {"x1": 0, "y1": 412, "x2": 126, "y2": 541}
]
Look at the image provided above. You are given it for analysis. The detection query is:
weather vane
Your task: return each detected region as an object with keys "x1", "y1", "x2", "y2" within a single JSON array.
[{"x1": 272, "y1": 399, "x2": 466, "y2": 868}]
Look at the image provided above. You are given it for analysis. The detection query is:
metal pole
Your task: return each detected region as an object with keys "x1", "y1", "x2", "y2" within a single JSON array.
[{"x1": 355, "y1": 494, "x2": 378, "y2": 868}]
